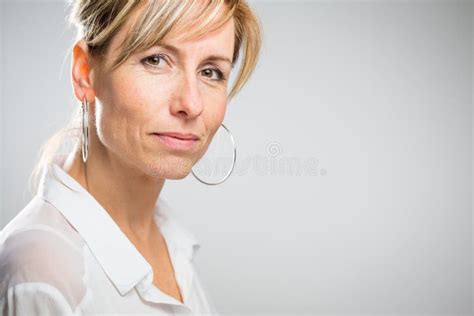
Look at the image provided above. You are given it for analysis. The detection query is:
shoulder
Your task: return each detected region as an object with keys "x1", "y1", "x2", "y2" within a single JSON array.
[
  {"x1": 0, "y1": 196, "x2": 87, "y2": 312},
  {"x1": 1, "y1": 195, "x2": 80, "y2": 239},
  {"x1": 0, "y1": 195, "x2": 84, "y2": 266},
  {"x1": 1, "y1": 194, "x2": 83, "y2": 247}
]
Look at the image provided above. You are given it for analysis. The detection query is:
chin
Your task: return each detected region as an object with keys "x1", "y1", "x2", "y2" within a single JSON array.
[
  {"x1": 164, "y1": 171, "x2": 192, "y2": 180},
  {"x1": 144, "y1": 155, "x2": 195, "y2": 179}
]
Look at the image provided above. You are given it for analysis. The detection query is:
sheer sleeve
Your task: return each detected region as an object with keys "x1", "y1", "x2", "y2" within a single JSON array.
[
  {"x1": 1, "y1": 282, "x2": 74, "y2": 315},
  {"x1": 0, "y1": 227, "x2": 87, "y2": 315}
]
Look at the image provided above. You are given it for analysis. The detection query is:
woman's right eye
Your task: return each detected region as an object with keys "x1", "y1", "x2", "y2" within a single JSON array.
[{"x1": 141, "y1": 54, "x2": 166, "y2": 68}]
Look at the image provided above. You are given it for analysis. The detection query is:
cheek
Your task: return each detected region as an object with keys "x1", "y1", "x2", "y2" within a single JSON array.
[
  {"x1": 95, "y1": 102, "x2": 134, "y2": 158},
  {"x1": 208, "y1": 97, "x2": 227, "y2": 134},
  {"x1": 94, "y1": 74, "x2": 150, "y2": 154},
  {"x1": 201, "y1": 96, "x2": 228, "y2": 151}
]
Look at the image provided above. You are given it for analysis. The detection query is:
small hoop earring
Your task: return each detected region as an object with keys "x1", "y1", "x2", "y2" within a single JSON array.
[
  {"x1": 81, "y1": 96, "x2": 89, "y2": 163},
  {"x1": 191, "y1": 123, "x2": 236, "y2": 185}
]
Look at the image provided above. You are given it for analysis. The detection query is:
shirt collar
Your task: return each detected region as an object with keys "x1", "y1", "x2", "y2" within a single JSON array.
[{"x1": 37, "y1": 155, "x2": 200, "y2": 296}]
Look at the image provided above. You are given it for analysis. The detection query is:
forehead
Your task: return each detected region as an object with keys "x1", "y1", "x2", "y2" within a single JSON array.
[
  {"x1": 106, "y1": 1, "x2": 235, "y2": 61},
  {"x1": 162, "y1": 17, "x2": 235, "y2": 56}
]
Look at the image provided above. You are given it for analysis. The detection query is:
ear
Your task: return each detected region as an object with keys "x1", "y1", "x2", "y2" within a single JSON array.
[{"x1": 71, "y1": 40, "x2": 96, "y2": 104}]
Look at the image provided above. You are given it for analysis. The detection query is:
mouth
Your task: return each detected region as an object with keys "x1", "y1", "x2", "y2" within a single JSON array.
[{"x1": 151, "y1": 132, "x2": 200, "y2": 152}]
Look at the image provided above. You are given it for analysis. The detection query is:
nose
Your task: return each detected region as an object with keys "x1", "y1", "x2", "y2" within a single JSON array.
[{"x1": 170, "y1": 73, "x2": 204, "y2": 119}]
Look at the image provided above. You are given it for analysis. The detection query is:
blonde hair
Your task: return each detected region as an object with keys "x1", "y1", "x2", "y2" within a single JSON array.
[{"x1": 29, "y1": 0, "x2": 262, "y2": 195}]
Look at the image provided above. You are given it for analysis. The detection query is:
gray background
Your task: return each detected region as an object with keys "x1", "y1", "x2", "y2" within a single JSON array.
[{"x1": 0, "y1": 0, "x2": 472, "y2": 315}]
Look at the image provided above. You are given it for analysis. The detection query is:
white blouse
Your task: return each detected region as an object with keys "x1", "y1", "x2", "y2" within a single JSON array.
[{"x1": 0, "y1": 158, "x2": 219, "y2": 315}]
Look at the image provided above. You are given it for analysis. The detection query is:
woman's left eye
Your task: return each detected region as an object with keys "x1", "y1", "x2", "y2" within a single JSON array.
[{"x1": 201, "y1": 68, "x2": 225, "y2": 81}]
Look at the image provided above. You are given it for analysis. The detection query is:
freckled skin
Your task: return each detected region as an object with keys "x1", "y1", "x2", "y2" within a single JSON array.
[{"x1": 92, "y1": 17, "x2": 235, "y2": 179}]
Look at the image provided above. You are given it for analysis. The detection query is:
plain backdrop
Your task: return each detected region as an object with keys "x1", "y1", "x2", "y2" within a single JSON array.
[{"x1": 0, "y1": 0, "x2": 472, "y2": 315}]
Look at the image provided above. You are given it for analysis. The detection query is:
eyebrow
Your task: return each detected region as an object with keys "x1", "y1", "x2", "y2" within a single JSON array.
[{"x1": 158, "y1": 43, "x2": 233, "y2": 66}]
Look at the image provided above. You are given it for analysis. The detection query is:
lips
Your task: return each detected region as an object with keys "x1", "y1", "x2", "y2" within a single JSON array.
[
  {"x1": 154, "y1": 132, "x2": 199, "y2": 140},
  {"x1": 151, "y1": 132, "x2": 200, "y2": 151}
]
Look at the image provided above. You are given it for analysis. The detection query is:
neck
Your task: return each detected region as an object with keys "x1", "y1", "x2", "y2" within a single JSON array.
[{"x1": 63, "y1": 142, "x2": 166, "y2": 244}]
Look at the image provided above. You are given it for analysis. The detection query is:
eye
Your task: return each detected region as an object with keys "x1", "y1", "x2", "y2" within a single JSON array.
[
  {"x1": 201, "y1": 68, "x2": 225, "y2": 81},
  {"x1": 141, "y1": 54, "x2": 167, "y2": 68}
]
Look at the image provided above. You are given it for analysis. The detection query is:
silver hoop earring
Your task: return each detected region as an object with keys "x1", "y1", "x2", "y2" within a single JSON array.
[
  {"x1": 191, "y1": 123, "x2": 236, "y2": 185},
  {"x1": 81, "y1": 96, "x2": 89, "y2": 163}
]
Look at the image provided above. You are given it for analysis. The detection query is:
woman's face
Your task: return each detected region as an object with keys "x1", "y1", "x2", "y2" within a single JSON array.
[{"x1": 89, "y1": 12, "x2": 235, "y2": 180}]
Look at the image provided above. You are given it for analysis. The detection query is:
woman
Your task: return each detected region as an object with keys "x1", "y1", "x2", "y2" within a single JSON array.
[{"x1": 0, "y1": 0, "x2": 261, "y2": 314}]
